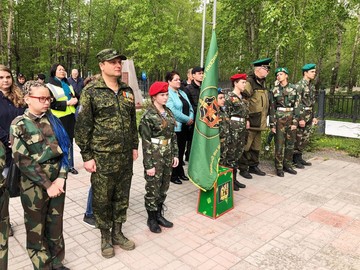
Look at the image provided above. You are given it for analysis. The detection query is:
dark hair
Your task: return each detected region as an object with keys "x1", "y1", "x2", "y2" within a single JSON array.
[
  {"x1": 165, "y1": 70, "x2": 180, "y2": 82},
  {"x1": 50, "y1": 63, "x2": 64, "y2": 77}
]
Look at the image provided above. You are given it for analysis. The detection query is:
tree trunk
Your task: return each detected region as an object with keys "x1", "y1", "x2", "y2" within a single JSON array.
[
  {"x1": 83, "y1": 0, "x2": 92, "y2": 75},
  {"x1": 76, "y1": 0, "x2": 82, "y2": 73},
  {"x1": 329, "y1": 26, "x2": 343, "y2": 95},
  {"x1": 0, "y1": 4, "x2": 4, "y2": 64},
  {"x1": 7, "y1": 0, "x2": 14, "y2": 68},
  {"x1": 347, "y1": 13, "x2": 360, "y2": 94},
  {"x1": 55, "y1": 0, "x2": 65, "y2": 63}
]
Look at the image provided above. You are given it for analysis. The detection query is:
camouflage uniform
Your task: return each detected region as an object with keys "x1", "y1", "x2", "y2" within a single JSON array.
[
  {"x1": 10, "y1": 110, "x2": 68, "y2": 270},
  {"x1": 138, "y1": 105, "x2": 178, "y2": 211},
  {"x1": 220, "y1": 91, "x2": 249, "y2": 168},
  {"x1": 75, "y1": 77, "x2": 138, "y2": 230},
  {"x1": 269, "y1": 83, "x2": 300, "y2": 171},
  {"x1": 294, "y1": 79, "x2": 316, "y2": 153},
  {"x1": 0, "y1": 141, "x2": 9, "y2": 270}
]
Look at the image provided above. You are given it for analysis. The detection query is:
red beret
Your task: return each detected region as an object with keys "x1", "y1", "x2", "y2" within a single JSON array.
[
  {"x1": 230, "y1": 73, "x2": 247, "y2": 81},
  {"x1": 149, "y1": 81, "x2": 169, "y2": 96}
]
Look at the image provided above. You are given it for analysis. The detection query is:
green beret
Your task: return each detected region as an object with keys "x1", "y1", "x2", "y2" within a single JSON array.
[
  {"x1": 275, "y1": 67, "x2": 289, "y2": 75},
  {"x1": 301, "y1": 63, "x2": 316, "y2": 71},
  {"x1": 252, "y1": 57, "x2": 272, "y2": 67},
  {"x1": 96, "y1": 48, "x2": 127, "y2": 62}
]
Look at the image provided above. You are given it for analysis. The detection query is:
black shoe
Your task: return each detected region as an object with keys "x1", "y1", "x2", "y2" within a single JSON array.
[
  {"x1": 69, "y1": 168, "x2": 78, "y2": 174},
  {"x1": 277, "y1": 170, "x2": 284, "y2": 177},
  {"x1": 233, "y1": 181, "x2": 239, "y2": 191},
  {"x1": 234, "y1": 180, "x2": 246, "y2": 188},
  {"x1": 249, "y1": 166, "x2": 266, "y2": 176},
  {"x1": 300, "y1": 158, "x2": 312, "y2": 166},
  {"x1": 239, "y1": 171, "x2": 252, "y2": 179},
  {"x1": 157, "y1": 203, "x2": 173, "y2": 228},
  {"x1": 294, "y1": 162, "x2": 305, "y2": 169},
  {"x1": 9, "y1": 223, "x2": 14, "y2": 237},
  {"x1": 170, "y1": 177, "x2": 182, "y2": 185},
  {"x1": 284, "y1": 166, "x2": 297, "y2": 175},
  {"x1": 179, "y1": 175, "x2": 189, "y2": 181},
  {"x1": 83, "y1": 214, "x2": 96, "y2": 228},
  {"x1": 147, "y1": 211, "x2": 161, "y2": 233}
]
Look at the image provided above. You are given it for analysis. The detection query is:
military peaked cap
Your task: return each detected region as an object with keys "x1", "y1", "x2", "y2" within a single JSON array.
[{"x1": 252, "y1": 57, "x2": 272, "y2": 68}]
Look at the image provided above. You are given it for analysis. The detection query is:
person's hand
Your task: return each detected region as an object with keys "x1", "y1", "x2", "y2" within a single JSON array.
[
  {"x1": 187, "y1": 119, "x2": 194, "y2": 125},
  {"x1": 53, "y1": 178, "x2": 65, "y2": 193},
  {"x1": 246, "y1": 120, "x2": 250, "y2": 129},
  {"x1": 84, "y1": 159, "x2": 96, "y2": 173},
  {"x1": 146, "y1": 167, "x2": 155, "y2": 176},
  {"x1": 47, "y1": 183, "x2": 61, "y2": 198},
  {"x1": 67, "y1": 97, "x2": 78, "y2": 106},
  {"x1": 312, "y1": 118, "x2": 318, "y2": 125},
  {"x1": 132, "y1": 149, "x2": 138, "y2": 161},
  {"x1": 271, "y1": 127, "x2": 276, "y2": 134},
  {"x1": 299, "y1": 120, "x2": 306, "y2": 128},
  {"x1": 290, "y1": 125, "x2": 297, "y2": 131},
  {"x1": 172, "y1": 157, "x2": 179, "y2": 168}
]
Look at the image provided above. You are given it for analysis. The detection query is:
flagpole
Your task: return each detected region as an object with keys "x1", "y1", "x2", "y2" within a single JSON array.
[
  {"x1": 213, "y1": 0, "x2": 217, "y2": 30},
  {"x1": 200, "y1": 0, "x2": 207, "y2": 67}
]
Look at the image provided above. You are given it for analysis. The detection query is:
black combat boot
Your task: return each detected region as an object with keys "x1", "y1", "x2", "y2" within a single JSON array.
[
  {"x1": 299, "y1": 153, "x2": 312, "y2": 166},
  {"x1": 276, "y1": 170, "x2": 284, "y2": 177},
  {"x1": 233, "y1": 168, "x2": 246, "y2": 189},
  {"x1": 293, "y1": 153, "x2": 305, "y2": 169},
  {"x1": 112, "y1": 223, "x2": 135, "y2": 250},
  {"x1": 249, "y1": 166, "x2": 266, "y2": 176},
  {"x1": 147, "y1": 210, "x2": 161, "y2": 233},
  {"x1": 157, "y1": 203, "x2": 173, "y2": 228},
  {"x1": 100, "y1": 229, "x2": 114, "y2": 258},
  {"x1": 283, "y1": 166, "x2": 297, "y2": 175},
  {"x1": 239, "y1": 170, "x2": 252, "y2": 179}
]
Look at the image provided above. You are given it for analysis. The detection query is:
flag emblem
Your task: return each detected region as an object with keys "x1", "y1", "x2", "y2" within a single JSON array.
[{"x1": 199, "y1": 96, "x2": 220, "y2": 128}]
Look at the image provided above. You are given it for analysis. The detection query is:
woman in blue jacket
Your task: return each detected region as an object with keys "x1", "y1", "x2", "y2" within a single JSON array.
[{"x1": 166, "y1": 71, "x2": 194, "y2": 184}]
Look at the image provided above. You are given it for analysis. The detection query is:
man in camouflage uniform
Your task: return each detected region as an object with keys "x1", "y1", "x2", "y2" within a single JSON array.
[
  {"x1": 75, "y1": 48, "x2": 139, "y2": 258},
  {"x1": 219, "y1": 74, "x2": 249, "y2": 190},
  {"x1": 10, "y1": 81, "x2": 69, "y2": 270},
  {"x1": 269, "y1": 68, "x2": 300, "y2": 177},
  {"x1": 139, "y1": 81, "x2": 179, "y2": 233},
  {"x1": 293, "y1": 63, "x2": 318, "y2": 168},
  {"x1": 239, "y1": 58, "x2": 272, "y2": 179},
  {"x1": 0, "y1": 141, "x2": 9, "y2": 270}
]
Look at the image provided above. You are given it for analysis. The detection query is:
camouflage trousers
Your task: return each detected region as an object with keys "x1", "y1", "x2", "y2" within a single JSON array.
[
  {"x1": 294, "y1": 112, "x2": 313, "y2": 154},
  {"x1": 0, "y1": 188, "x2": 9, "y2": 270},
  {"x1": 20, "y1": 178, "x2": 65, "y2": 270},
  {"x1": 220, "y1": 122, "x2": 247, "y2": 169},
  {"x1": 239, "y1": 130, "x2": 261, "y2": 171},
  {"x1": 274, "y1": 114, "x2": 296, "y2": 170},
  {"x1": 144, "y1": 156, "x2": 172, "y2": 211},
  {"x1": 91, "y1": 151, "x2": 133, "y2": 229}
]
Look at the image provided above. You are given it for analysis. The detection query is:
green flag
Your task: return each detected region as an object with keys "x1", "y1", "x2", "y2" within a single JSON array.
[{"x1": 188, "y1": 30, "x2": 220, "y2": 191}]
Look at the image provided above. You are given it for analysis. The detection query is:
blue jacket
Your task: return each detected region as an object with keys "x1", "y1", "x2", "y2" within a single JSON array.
[{"x1": 166, "y1": 87, "x2": 194, "y2": 132}]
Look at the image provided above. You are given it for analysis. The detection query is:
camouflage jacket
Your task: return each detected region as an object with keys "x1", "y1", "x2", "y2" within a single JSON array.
[
  {"x1": 10, "y1": 109, "x2": 67, "y2": 190},
  {"x1": 0, "y1": 141, "x2": 5, "y2": 189},
  {"x1": 139, "y1": 105, "x2": 178, "y2": 170},
  {"x1": 224, "y1": 91, "x2": 249, "y2": 129},
  {"x1": 75, "y1": 77, "x2": 139, "y2": 161},
  {"x1": 296, "y1": 79, "x2": 316, "y2": 120},
  {"x1": 269, "y1": 82, "x2": 300, "y2": 128}
]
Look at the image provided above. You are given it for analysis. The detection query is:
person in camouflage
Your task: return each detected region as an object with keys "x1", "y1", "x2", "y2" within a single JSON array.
[
  {"x1": 239, "y1": 58, "x2": 272, "y2": 179},
  {"x1": 75, "y1": 48, "x2": 139, "y2": 259},
  {"x1": 293, "y1": 64, "x2": 318, "y2": 168},
  {"x1": 0, "y1": 141, "x2": 9, "y2": 270},
  {"x1": 10, "y1": 81, "x2": 70, "y2": 270},
  {"x1": 139, "y1": 82, "x2": 179, "y2": 233},
  {"x1": 219, "y1": 74, "x2": 250, "y2": 190},
  {"x1": 269, "y1": 68, "x2": 300, "y2": 177}
]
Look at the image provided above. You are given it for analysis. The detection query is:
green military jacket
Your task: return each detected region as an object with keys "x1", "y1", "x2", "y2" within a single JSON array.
[
  {"x1": 139, "y1": 105, "x2": 178, "y2": 170},
  {"x1": 224, "y1": 91, "x2": 249, "y2": 128},
  {"x1": 296, "y1": 79, "x2": 316, "y2": 121},
  {"x1": 243, "y1": 73, "x2": 269, "y2": 131},
  {"x1": 10, "y1": 110, "x2": 67, "y2": 190},
  {"x1": 75, "y1": 77, "x2": 139, "y2": 162},
  {"x1": 269, "y1": 82, "x2": 300, "y2": 128},
  {"x1": 0, "y1": 141, "x2": 5, "y2": 189}
]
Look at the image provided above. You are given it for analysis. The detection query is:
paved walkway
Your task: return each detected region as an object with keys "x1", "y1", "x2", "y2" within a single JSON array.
[{"x1": 8, "y1": 144, "x2": 360, "y2": 270}]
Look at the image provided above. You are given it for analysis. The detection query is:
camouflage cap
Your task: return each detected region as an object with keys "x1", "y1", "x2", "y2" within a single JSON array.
[
  {"x1": 96, "y1": 48, "x2": 127, "y2": 62},
  {"x1": 275, "y1": 67, "x2": 289, "y2": 76}
]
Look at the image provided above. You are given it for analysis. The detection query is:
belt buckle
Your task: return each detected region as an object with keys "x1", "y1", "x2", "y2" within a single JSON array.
[{"x1": 161, "y1": 140, "x2": 167, "y2": 146}]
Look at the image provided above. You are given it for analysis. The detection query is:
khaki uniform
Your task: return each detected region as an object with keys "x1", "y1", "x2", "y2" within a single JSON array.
[
  {"x1": 0, "y1": 141, "x2": 9, "y2": 270},
  {"x1": 75, "y1": 77, "x2": 138, "y2": 229},
  {"x1": 139, "y1": 105, "x2": 178, "y2": 211},
  {"x1": 239, "y1": 73, "x2": 269, "y2": 171},
  {"x1": 10, "y1": 110, "x2": 67, "y2": 270}
]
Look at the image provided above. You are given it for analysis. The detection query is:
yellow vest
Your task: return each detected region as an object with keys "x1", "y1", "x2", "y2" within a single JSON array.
[{"x1": 46, "y1": 83, "x2": 76, "y2": 118}]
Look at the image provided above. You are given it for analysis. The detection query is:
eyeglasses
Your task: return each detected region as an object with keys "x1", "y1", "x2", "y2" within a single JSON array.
[{"x1": 28, "y1": 96, "x2": 54, "y2": 103}]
